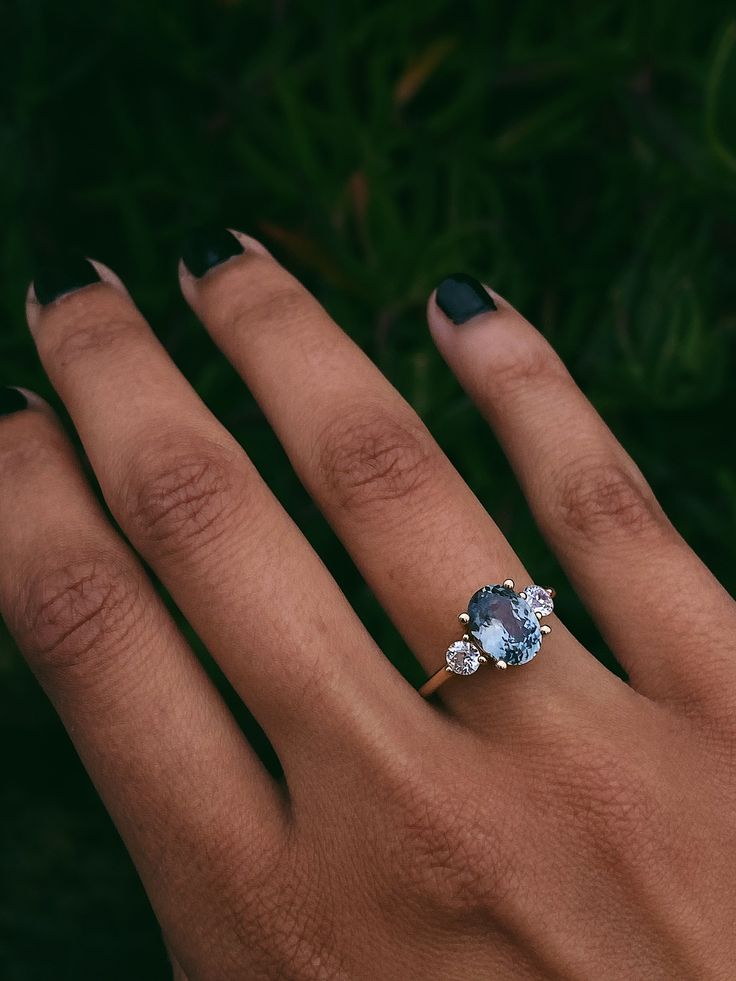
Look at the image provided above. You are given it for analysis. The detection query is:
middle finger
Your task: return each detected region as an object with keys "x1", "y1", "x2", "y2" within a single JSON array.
[{"x1": 26, "y1": 262, "x2": 425, "y2": 769}]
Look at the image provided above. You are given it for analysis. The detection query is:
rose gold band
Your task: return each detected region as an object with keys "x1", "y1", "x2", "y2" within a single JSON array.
[{"x1": 418, "y1": 666, "x2": 453, "y2": 698}]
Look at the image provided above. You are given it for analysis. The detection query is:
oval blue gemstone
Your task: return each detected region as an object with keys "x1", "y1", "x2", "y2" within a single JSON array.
[{"x1": 467, "y1": 584, "x2": 542, "y2": 666}]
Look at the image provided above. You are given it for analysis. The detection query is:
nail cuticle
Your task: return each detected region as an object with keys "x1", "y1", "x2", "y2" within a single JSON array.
[{"x1": 436, "y1": 273, "x2": 497, "y2": 325}]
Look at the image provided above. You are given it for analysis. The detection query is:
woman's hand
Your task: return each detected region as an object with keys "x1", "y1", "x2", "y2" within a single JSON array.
[{"x1": 1, "y1": 229, "x2": 734, "y2": 980}]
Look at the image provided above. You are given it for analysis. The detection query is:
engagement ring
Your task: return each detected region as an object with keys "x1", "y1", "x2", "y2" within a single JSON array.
[{"x1": 419, "y1": 580, "x2": 555, "y2": 698}]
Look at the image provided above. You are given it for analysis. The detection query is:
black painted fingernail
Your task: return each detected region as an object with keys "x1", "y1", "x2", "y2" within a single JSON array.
[
  {"x1": 436, "y1": 273, "x2": 496, "y2": 324},
  {"x1": 0, "y1": 387, "x2": 28, "y2": 417},
  {"x1": 33, "y1": 257, "x2": 101, "y2": 306},
  {"x1": 181, "y1": 228, "x2": 244, "y2": 278}
]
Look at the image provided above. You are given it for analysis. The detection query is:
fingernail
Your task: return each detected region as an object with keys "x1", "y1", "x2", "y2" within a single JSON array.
[
  {"x1": 436, "y1": 273, "x2": 497, "y2": 324},
  {"x1": 181, "y1": 228, "x2": 244, "y2": 278},
  {"x1": 0, "y1": 387, "x2": 28, "y2": 417},
  {"x1": 33, "y1": 257, "x2": 101, "y2": 306}
]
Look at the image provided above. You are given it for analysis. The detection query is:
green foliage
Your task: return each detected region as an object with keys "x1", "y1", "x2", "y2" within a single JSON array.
[{"x1": 1, "y1": 1, "x2": 735, "y2": 976}]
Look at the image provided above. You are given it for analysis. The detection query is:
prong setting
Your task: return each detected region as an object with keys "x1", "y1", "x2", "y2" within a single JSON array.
[
  {"x1": 523, "y1": 584, "x2": 555, "y2": 618},
  {"x1": 425, "y1": 579, "x2": 557, "y2": 696},
  {"x1": 445, "y1": 639, "x2": 483, "y2": 676}
]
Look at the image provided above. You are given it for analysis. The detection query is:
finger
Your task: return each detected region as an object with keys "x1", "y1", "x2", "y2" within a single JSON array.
[
  {"x1": 26, "y1": 260, "x2": 425, "y2": 769},
  {"x1": 178, "y1": 230, "x2": 612, "y2": 726},
  {"x1": 165, "y1": 940, "x2": 190, "y2": 981},
  {"x1": 427, "y1": 275, "x2": 736, "y2": 712},
  {"x1": 0, "y1": 389, "x2": 284, "y2": 957},
  {"x1": 171, "y1": 962, "x2": 189, "y2": 981}
]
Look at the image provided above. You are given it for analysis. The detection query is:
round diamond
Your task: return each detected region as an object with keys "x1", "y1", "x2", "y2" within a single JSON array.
[
  {"x1": 445, "y1": 639, "x2": 482, "y2": 675},
  {"x1": 523, "y1": 585, "x2": 554, "y2": 617},
  {"x1": 467, "y1": 584, "x2": 542, "y2": 666}
]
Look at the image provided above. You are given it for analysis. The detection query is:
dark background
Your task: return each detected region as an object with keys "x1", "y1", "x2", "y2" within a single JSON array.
[{"x1": 2, "y1": 1, "x2": 735, "y2": 977}]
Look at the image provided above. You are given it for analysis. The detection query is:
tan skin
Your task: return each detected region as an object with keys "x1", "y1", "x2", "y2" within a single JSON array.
[{"x1": 1, "y1": 229, "x2": 734, "y2": 980}]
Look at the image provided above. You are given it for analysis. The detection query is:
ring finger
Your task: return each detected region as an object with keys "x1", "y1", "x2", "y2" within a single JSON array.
[{"x1": 178, "y1": 230, "x2": 613, "y2": 725}]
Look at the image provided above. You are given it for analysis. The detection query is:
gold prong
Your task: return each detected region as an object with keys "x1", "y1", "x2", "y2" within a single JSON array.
[
  {"x1": 546, "y1": 587, "x2": 556, "y2": 598},
  {"x1": 478, "y1": 655, "x2": 488, "y2": 664},
  {"x1": 495, "y1": 660, "x2": 507, "y2": 670},
  {"x1": 462, "y1": 633, "x2": 469, "y2": 642},
  {"x1": 458, "y1": 612, "x2": 470, "y2": 625},
  {"x1": 535, "y1": 611, "x2": 542, "y2": 620},
  {"x1": 503, "y1": 579, "x2": 515, "y2": 589},
  {"x1": 445, "y1": 666, "x2": 454, "y2": 673},
  {"x1": 518, "y1": 590, "x2": 527, "y2": 599},
  {"x1": 540, "y1": 624, "x2": 551, "y2": 635}
]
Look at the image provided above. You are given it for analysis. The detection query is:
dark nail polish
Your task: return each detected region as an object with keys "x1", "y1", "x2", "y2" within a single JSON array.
[
  {"x1": 0, "y1": 387, "x2": 28, "y2": 417},
  {"x1": 181, "y1": 228, "x2": 244, "y2": 278},
  {"x1": 33, "y1": 257, "x2": 101, "y2": 306},
  {"x1": 436, "y1": 273, "x2": 496, "y2": 324}
]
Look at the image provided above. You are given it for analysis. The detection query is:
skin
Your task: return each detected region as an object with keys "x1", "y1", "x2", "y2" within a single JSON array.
[{"x1": 1, "y1": 230, "x2": 735, "y2": 980}]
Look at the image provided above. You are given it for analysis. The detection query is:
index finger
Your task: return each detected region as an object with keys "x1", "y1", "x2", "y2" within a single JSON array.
[{"x1": 0, "y1": 390, "x2": 285, "y2": 959}]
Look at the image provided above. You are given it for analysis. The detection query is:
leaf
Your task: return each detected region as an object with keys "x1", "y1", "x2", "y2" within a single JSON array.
[{"x1": 393, "y1": 36, "x2": 456, "y2": 107}]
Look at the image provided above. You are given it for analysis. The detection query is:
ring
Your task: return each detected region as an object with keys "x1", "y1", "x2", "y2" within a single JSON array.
[{"x1": 419, "y1": 580, "x2": 555, "y2": 698}]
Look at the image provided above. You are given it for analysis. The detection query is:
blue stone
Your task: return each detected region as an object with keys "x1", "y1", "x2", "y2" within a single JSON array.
[{"x1": 467, "y1": 585, "x2": 542, "y2": 666}]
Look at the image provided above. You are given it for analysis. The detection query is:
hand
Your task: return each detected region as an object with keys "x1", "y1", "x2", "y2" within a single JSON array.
[{"x1": 1, "y1": 230, "x2": 733, "y2": 981}]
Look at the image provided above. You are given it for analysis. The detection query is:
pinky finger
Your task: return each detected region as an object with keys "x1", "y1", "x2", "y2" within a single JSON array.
[{"x1": 427, "y1": 275, "x2": 736, "y2": 717}]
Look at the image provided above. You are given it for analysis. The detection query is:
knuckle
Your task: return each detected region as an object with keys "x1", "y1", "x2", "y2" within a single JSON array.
[
  {"x1": 122, "y1": 434, "x2": 243, "y2": 555},
  {"x1": 40, "y1": 299, "x2": 143, "y2": 369},
  {"x1": 489, "y1": 337, "x2": 567, "y2": 399},
  {"x1": 221, "y1": 282, "x2": 314, "y2": 339},
  {"x1": 554, "y1": 456, "x2": 661, "y2": 542},
  {"x1": 0, "y1": 424, "x2": 65, "y2": 481},
  {"x1": 584, "y1": 756, "x2": 654, "y2": 834},
  {"x1": 215, "y1": 844, "x2": 346, "y2": 981},
  {"x1": 554, "y1": 736, "x2": 667, "y2": 867},
  {"x1": 313, "y1": 405, "x2": 437, "y2": 512},
  {"x1": 384, "y1": 768, "x2": 517, "y2": 919},
  {"x1": 16, "y1": 551, "x2": 143, "y2": 680}
]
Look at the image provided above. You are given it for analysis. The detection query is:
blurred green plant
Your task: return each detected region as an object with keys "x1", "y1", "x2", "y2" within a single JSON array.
[{"x1": 0, "y1": 1, "x2": 735, "y2": 977}]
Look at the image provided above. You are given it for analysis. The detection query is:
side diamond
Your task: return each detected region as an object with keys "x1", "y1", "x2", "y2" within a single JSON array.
[
  {"x1": 445, "y1": 639, "x2": 482, "y2": 675},
  {"x1": 523, "y1": 585, "x2": 554, "y2": 617}
]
